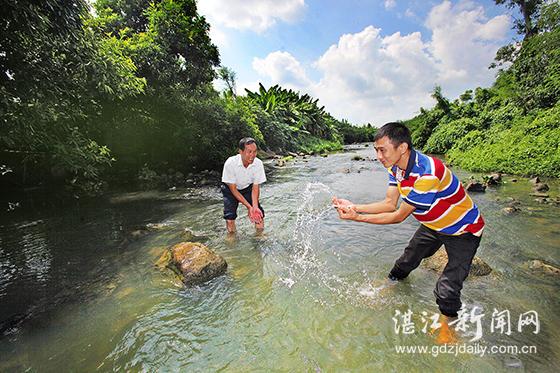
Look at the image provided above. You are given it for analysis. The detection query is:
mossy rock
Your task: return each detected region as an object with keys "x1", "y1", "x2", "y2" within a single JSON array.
[
  {"x1": 172, "y1": 242, "x2": 227, "y2": 286},
  {"x1": 155, "y1": 250, "x2": 172, "y2": 269},
  {"x1": 156, "y1": 242, "x2": 227, "y2": 286},
  {"x1": 465, "y1": 182, "x2": 486, "y2": 193}
]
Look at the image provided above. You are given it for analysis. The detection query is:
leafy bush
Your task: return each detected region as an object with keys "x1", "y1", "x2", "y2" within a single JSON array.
[
  {"x1": 424, "y1": 118, "x2": 478, "y2": 154},
  {"x1": 334, "y1": 120, "x2": 376, "y2": 143},
  {"x1": 299, "y1": 137, "x2": 343, "y2": 154},
  {"x1": 448, "y1": 105, "x2": 560, "y2": 176}
]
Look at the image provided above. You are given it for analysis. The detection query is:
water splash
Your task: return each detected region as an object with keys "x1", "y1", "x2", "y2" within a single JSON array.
[{"x1": 269, "y1": 182, "x2": 385, "y2": 308}]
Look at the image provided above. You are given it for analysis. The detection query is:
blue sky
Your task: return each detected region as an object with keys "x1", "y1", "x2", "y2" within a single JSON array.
[{"x1": 198, "y1": 0, "x2": 518, "y2": 125}]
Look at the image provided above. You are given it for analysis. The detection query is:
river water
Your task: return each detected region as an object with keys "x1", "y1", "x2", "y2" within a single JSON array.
[{"x1": 1, "y1": 145, "x2": 559, "y2": 372}]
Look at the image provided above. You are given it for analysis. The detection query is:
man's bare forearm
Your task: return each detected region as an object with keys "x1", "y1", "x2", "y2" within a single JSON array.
[
  {"x1": 355, "y1": 200, "x2": 396, "y2": 214},
  {"x1": 251, "y1": 184, "x2": 260, "y2": 208},
  {"x1": 345, "y1": 199, "x2": 415, "y2": 225},
  {"x1": 354, "y1": 211, "x2": 403, "y2": 224}
]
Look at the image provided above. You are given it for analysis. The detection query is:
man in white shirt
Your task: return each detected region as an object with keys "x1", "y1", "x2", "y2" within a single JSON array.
[{"x1": 221, "y1": 137, "x2": 267, "y2": 233}]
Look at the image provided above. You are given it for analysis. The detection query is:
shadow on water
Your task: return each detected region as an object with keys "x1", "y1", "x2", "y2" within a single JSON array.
[{"x1": 0, "y1": 192, "x2": 189, "y2": 337}]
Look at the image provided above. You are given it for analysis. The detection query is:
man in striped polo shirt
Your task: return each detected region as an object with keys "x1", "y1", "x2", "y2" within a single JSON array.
[{"x1": 333, "y1": 122, "x2": 484, "y2": 321}]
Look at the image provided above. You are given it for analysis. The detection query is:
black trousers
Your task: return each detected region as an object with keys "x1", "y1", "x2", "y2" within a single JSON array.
[
  {"x1": 389, "y1": 224, "x2": 481, "y2": 317},
  {"x1": 221, "y1": 183, "x2": 265, "y2": 220}
]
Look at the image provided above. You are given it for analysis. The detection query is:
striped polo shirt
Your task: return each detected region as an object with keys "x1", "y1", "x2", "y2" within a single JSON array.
[{"x1": 388, "y1": 149, "x2": 484, "y2": 236}]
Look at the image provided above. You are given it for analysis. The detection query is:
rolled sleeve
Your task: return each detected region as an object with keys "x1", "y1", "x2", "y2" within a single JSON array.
[
  {"x1": 388, "y1": 171, "x2": 397, "y2": 186},
  {"x1": 221, "y1": 159, "x2": 236, "y2": 184}
]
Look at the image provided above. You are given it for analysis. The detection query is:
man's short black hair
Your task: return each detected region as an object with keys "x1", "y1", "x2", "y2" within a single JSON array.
[
  {"x1": 374, "y1": 122, "x2": 413, "y2": 149},
  {"x1": 239, "y1": 137, "x2": 256, "y2": 150}
]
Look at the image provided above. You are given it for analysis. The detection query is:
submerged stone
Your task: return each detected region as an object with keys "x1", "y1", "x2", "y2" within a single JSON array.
[
  {"x1": 181, "y1": 228, "x2": 208, "y2": 242},
  {"x1": 525, "y1": 260, "x2": 560, "y2": 277},
  {"x1": 422, "y1": 247, "x2": 492, "y2": 277},
  {"x1": 128, "y1": 229, "x2": 149, "y2": 240},
  {"x1": 145, "y1": 221, "x2": 177, "y2": 231},
  {"x1": 502, "y1": 206, "x2": 520, "y2": 214}
]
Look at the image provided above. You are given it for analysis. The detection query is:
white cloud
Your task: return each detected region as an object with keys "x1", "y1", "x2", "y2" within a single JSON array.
[
  {"x1": 384, "y1": 0, "x2": 397, "y2": 10},
  {"x1": 312, "y1": 26, "x2": 437, "y2": 124},
  {"x1": 426, "y1": 0, "x2": 510, "y2": 91},
  {"x1": 198, "y1": 0, "x2": 305, "y2": 33},
  {"x1": 249, "y1": 1, "x2": 510, "y2": 125},
  {"x1": 252, "y1": 51, "x2": 311, "y2": 89}
]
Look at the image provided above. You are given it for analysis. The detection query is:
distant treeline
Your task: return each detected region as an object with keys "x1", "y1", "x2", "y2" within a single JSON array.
[
  {"x1": 0, "y1": 0, "x2": 374, "y2": 195},
  {"x1": 404, "y1": 1, "x2": 560, "y2": 178}
]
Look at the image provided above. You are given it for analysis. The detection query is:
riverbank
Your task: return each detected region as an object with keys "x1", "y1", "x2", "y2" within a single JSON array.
[{"x1": 3, "y1": 142, "x2": 558, "y2": 217}]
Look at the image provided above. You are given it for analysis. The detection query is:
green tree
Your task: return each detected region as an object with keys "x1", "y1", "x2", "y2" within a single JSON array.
[
  {"x1": 491, "y1": 0, "x2": 544, "y2": 68},
  {"x1": 495, "y1": 0, "x2": 543, "y2": 39},
  {"x1": 509, "y1": 2, "x2": 560, "y2": 110},
  {"x1": 90, "y1": 0, "x2": 226, "y2": 175},
  {"x1": 405, "y1": 1, "x2": 560, "y2": 177},
  {"x1": 94, "y1": 0, "x2": 220, "y2": 89},
  {"x1": 218, "y1": 66, "x2": 237, "y2": 96},
  {"x1": 1, "y1": 0, "x2": 144, "y2": 193},
  {"x1": 459, "y1": 89, "x2": 473, "y2": 102}
]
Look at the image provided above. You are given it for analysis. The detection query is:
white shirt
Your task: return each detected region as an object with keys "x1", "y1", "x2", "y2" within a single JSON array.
[{"x1": 221, "y1": 154, "x2": 266, "y2": 190}]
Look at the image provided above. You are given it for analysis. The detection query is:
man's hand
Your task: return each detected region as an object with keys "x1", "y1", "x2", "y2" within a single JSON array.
[
  {"x1": 336, "y1": 204, "x2": 359, "y2": 220},
  {"x1": 332, "y1": 196, "x2": 354, "y2": 209},
  {"x1": 248, "y1": 206, "x2": 263, "y2": 224}
]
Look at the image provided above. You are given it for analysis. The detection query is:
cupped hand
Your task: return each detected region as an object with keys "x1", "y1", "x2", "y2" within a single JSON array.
[
  {"x1": 336, "y1": 204, "x2": 358, "y2": 220},
  {"x1": 249, "y1": 206, "x2": 263, "y2": 224},
  {"x1": 332, "y1": 196, "x2": 354, "y2": 209}
]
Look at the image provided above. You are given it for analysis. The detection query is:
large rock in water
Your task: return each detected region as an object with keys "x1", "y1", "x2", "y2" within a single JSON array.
[
  {"x1": 170, "y1": 242, "x2": 227, "y2": 286},
  {"x1": 465, "y1": 182, "x2": 486, "y2": 193},
  {"x1": 486, "y1": 173, "x2": 502, "y2": 186},
  {"x1": 422, "y1": 246, "x2": 492, "y2": 277}
]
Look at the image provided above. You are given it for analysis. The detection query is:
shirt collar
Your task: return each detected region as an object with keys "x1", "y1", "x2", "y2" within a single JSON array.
[
  {"x1": 236, "y1": 154, "x2": 254, "y2": 168},
  {"x1": 403, "y1": 148, "x2": 416, "y2": 179}
]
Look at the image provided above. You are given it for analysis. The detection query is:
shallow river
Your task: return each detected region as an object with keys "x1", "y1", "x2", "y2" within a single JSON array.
[{"x1": 1, "y1": 145, "x2": 559, "y2": 372}]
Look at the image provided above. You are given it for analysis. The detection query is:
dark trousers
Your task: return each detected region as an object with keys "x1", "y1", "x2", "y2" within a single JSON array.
[
  {"x1": 389, "y1": 224, "x2": 481, "y2": 317},
  {"x1": 221, "y1": 183, "x2": 265, "y2": 220}
]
